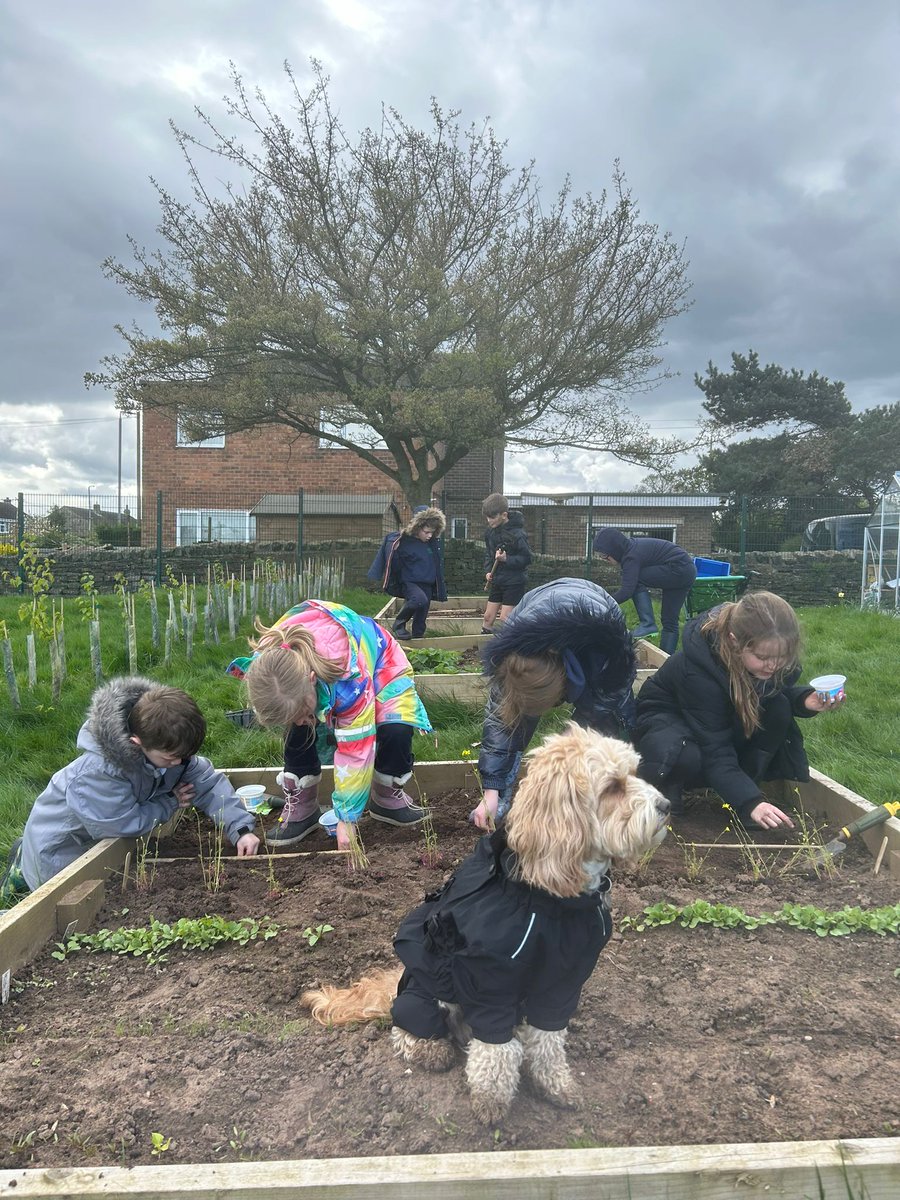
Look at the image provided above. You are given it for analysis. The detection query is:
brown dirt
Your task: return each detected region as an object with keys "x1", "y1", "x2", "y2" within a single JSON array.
[{"x1": 1, "y1": 786, "x2": 898, "y2": 1170}]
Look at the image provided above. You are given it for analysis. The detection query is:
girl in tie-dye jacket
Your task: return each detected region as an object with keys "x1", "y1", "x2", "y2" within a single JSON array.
[{"x1": 227, "y1": 601, "x2": 432, "y2": 851}]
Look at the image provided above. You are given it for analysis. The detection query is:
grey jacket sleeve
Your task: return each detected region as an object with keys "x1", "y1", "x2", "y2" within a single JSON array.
[
  {"x1": 184, "y1": 756, "x2": 255, "y2": 844},
  {"x1": 65, "y1": 764, "x2": 178, "y2": 839}
]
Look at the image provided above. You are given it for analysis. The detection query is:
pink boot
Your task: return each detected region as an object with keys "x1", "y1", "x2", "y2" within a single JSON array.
[
  {"x1": 270, "y1": 772, "x2": 322, "y2": 846},
  {"x1": 369, "y1": 771, "x2": 426, "y2": 826}
]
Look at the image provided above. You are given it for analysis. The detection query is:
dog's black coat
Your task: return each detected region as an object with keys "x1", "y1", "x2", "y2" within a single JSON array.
[{"x1": 391, "y1": 827, "x2": 612, "y2": 1046}]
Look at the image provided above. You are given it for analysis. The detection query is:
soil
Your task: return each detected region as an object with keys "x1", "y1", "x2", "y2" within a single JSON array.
[{"x1": 1, "y1": 786, "x2": 898, "y2": 1171}]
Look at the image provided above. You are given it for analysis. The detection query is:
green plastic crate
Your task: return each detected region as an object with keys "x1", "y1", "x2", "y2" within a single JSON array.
[{"x1": 684, "y1": 574, "x2": 747, "y2": 618}]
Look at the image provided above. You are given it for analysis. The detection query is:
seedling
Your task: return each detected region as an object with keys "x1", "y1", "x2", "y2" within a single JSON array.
[
  {"x1": 196, "y1": 814, "x2": 226, "y2": 893},
  {"x1": 301, "y1": 923, "x2": 334, "y2": 948},
  {"x1": 345, "y1": 822, "x2": 369, "y2": 872},
  {"x1": 150, "y1": 1131, "x2": 173, "y2": 1157},
  {"x1": 418, "y1": 792, "x2": 443, "y2": 869}
]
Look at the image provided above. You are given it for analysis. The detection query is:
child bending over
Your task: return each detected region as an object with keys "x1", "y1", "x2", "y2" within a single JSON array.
[
  {"x1": 633, "y1": 591, "x2": 845, "y2": 827},
  {"x1": 229, "y1": 600, "x2": 432, "y2": 852},
  {"x1": 1, "y1": 678, "x2": 259, "y2": 901}
]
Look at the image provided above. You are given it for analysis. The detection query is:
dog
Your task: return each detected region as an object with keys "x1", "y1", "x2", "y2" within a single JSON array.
[{"x1": 301, "y1": 723, "x2": 669, "y2": 1124}]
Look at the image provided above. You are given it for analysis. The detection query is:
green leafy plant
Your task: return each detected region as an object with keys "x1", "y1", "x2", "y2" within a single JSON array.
[
  {"x1": 406, "y1": 646, "x2": 463, "y2": 674},
  {"x1": 150, "y1": 1131, "x2": 173, "y2": 1157},
  {"x1": 301, "y1": 922, "x2": 334, "y2": 948},
  {"x1": 621, "y1": 900, "x2": 900, "y2": 936},
  {"x1": 51, "y1": 914, "x2": 279, "y2": 965}
]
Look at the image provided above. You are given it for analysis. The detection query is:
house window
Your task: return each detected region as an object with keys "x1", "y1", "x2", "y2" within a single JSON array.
[
  {"x1": 318, "y1": 416, "x2": 387, "y2": 450},
  {"x1": 450, "y1": 517, "x2": 468, "y2": 539},
  {"x1": 176, "y1": 415, "x2": 225, "y2": 448},
  {"x1": 592, "y1": 525, "x2": 676, "y2": 542},
  {"x1": 0, "y1": 518, "x2": 13, "y2": 535},
  {"x1": 176, "y1": 509, "x2": 255, "y2": 545}
]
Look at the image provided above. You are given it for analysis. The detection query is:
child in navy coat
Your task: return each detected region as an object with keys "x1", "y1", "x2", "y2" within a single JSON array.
[
  {"x1": 369, "y1": 506, "x2": 447, "y2": 639},
  {"x1": 593, "y1": 527, "x2": 696, "y2": 654}
]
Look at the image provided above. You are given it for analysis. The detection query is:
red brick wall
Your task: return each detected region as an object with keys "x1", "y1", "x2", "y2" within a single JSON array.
[{"x1": 141, "y1": 411, "x2": 498, "y2": 542}]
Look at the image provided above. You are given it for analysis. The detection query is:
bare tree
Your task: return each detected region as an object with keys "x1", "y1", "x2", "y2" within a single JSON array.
[{"x1": 88, "y1": 63, "x2": 692, "y2": 504}]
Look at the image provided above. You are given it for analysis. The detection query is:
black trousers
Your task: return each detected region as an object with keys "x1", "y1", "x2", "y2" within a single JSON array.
[
  {"x1": 635, "y1": 561, "x2": 697, "y2": 638},
  {"x1": 395, "y1": 582, "x2": 434, "y2": 637},
  {"x1": 284, "y1": 721, "x2": 414, "y2": 780}
]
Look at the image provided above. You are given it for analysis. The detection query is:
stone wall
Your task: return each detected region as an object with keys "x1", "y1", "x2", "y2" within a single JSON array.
[{"x1": 0, "y1": 542, "x2": 881, "y2": 607}]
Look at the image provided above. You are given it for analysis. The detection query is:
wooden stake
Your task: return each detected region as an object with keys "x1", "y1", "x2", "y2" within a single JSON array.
[
  {"x1": 120, "y1": 850, "x2": 131, "y2": 893},
  {"x1": 873, "y1": 835, "x2": 889, "y2": 875},
  {"x1": 685, "y1": 842, "x2": 819, "y2": 850},
  {"x1": 146, "y1": 849, "x2": 346, "y2": 864}
]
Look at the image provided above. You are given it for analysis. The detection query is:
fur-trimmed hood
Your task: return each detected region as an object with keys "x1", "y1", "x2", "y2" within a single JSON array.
[
  {"x1": 78, "y1": 675, "x2": 158, "y2": 772},
  {"x1": 403, "y1": 506, "x2": 446, "y2": 537},
  {"x1": 483, "y1": 579, "x2": 634, "y2": 689}
]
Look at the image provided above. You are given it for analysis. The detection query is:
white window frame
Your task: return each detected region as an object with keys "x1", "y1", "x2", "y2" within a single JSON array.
[
  {"x1": 318, "y1": 414, "x2": 387, "y2": 451},
  {"x1": 176, "y1": 414, "x2": 225, "y2": 449},
  {"x1": 0, "y1": 517, "x2": 13, "y2": 535},
  {"x1": 450, "y1": 516, "x2": 468, "y2": 539},
  {"x1": 176, "y1": 509, "x2": 255, "y2": 546},
  {"x1": 591, "y1": 524, "x2": 677, "y2": 543}
]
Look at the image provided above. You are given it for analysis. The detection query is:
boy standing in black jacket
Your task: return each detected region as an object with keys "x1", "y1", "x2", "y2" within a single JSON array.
[{"x1": 481, "y1": 493, "x2": 532, "y2": 635}]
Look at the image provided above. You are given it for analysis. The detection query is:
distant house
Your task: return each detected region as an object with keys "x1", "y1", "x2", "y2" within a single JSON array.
[
  {"x1": 0, "y1": 499, "x2": 16, "y2": 538},
  {"x1": 140, "y1": 409, "x2": 502, "y2": 545},
  {"x1": 250, "y1": 493, "x2": 396, "y2": 543}
]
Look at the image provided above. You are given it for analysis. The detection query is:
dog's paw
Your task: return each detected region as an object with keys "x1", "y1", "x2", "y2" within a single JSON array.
[
  {"x1": 391, "y1": 1027, "x2": 456, "y2": 1072},
  {"x1": 469, "y1": 1090, "x2": 511, "y2": 1126}
]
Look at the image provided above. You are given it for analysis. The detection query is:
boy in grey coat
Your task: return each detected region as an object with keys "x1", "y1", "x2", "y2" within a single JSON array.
[{"x1": 4, "y1": 677, "x2": 259, "y2": 897}]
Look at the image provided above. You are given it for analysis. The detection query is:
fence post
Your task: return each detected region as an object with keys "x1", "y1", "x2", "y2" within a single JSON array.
[
  {"x1": 585, "y1": 495, "x2": 594, "y2": 576},
  {"x1": 155, "y1": 491, "x2": 163, "y2": 587},
  {"x1": 16, "y1": 492, "x2": 24, "y2": 585},
  {"x1": 295, "y1": 488, "x2": 304, "y2": 574},
  {"x1": 738, "y1": 494, "x2": 748, "y2": 575}
]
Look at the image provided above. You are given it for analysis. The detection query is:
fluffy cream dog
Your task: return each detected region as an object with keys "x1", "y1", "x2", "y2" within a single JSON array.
[{"x1": 302, "y1": 723, "x2": 669, "y2": 1124}]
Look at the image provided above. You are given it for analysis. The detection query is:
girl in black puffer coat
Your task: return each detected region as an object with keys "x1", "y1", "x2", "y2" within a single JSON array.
[
  {"x1": 633, "y1": 591, "x2": 844, "y2": 829},
  {"x1": 471, "y1": 578, "x2": 636, "y2": 829}
]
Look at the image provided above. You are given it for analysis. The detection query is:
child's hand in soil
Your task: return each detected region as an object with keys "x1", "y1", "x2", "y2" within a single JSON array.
[
  {"x1": 173, "y1": 782, "x2": 195, "y2": 807},
  {"x1": 749, "y1": 800, "x2": 795, "y2": 831},
  {"x1": 236, "y1": 832, "x2": 261, "y2": 856}
]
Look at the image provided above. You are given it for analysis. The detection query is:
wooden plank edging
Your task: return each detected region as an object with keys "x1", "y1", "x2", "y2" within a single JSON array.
[{"x1": 1, "y1": 1137, "x2": 898, "y2": 1197}]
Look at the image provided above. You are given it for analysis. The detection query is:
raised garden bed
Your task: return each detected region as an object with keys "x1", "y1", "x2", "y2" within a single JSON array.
[{"x1": 0, "y1": 759, "x2": 898, "y2": 1195}]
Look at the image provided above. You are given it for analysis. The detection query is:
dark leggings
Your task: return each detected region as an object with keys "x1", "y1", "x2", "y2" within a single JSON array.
[
  {"x1": 636, "y1": 562, "x2": 697, "y2": 638},
  {"x1": 396, "y1": 583, "x2": 434, "y2": 638},
  {"x1": 284, "y1": 721, "x2": 414, "y2": 780}
]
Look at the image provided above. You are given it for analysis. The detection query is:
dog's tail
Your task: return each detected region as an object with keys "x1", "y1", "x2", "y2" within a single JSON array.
[{"x1": 301, "y1": 966, "x2": 403, "y2": 1027}]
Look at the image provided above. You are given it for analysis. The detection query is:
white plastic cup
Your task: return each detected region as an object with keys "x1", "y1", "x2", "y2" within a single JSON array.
[
  {"x1": 235, "y1": 784, "x2": 267, "y2": 812},
  {"x1": 318, "y1": 810, "x2": 339, "y2": 837},
  {"x1": 809, "y1": 674, "x2": 846, "y2": 701}
]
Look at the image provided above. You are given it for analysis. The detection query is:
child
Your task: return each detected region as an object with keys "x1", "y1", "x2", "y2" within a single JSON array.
[
  {"x1": 368, "y1": 506, "x2": 447, "y2": 641},
  {"x1": 229, "y1": 600, "x2": 432, "y2": 851},
  {"x1": 633, "y1": 591, "x2": 845, "y2": 827},
  {"x1": 480, "y1": 494, "x2": 532, "y2": 634},
  {"x1": 592, "y1": 527, "x2": 697, "y2": 654},
  {"x1": 1, "y1": 678, "x2": 260, "y2": 900},
  {"x1": 470, "y1": 578, "x2": 636, "y2": 829}
]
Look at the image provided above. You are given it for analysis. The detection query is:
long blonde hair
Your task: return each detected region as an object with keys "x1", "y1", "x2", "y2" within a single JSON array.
[
  {"x1": 494, "y1": 651, "x2": 567, "y2": 730},
  {"x1": 702, "y1": 591, "x2": 800, "y2": 736},
  {"x1": 245, "y1": 618, "x2": 345, "y2": 728}
]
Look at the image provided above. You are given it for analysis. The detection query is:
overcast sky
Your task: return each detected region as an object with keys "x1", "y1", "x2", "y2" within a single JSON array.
[{"x1": 2, "y1": 0, "x2": 899, "y2": 503}]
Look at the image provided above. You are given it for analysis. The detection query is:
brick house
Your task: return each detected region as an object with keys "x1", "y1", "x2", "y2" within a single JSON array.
[
  {"x1": 438, "y1": 490, "x2": 723, "y2": 556},
  {"x1": 139, "y1": 409, "x2": 503, "y2": 545}
]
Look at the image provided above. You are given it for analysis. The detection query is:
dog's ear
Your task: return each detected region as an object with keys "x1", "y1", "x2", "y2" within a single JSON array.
[{"x1": 506, "y1": 724, "x2": 599, "y2": 897}]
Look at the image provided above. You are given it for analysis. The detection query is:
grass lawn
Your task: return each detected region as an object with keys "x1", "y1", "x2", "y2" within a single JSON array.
[{"x1": 1, "y1": 589, "x2": 897, "y2": 862}]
